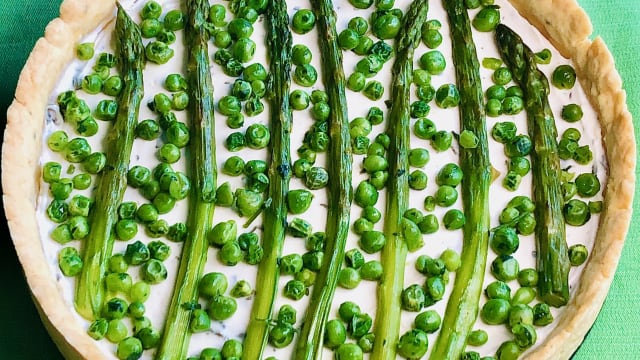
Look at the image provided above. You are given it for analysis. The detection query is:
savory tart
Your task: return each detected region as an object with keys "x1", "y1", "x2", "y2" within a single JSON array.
[{"x1": 3, "y1": 0, "x2": 634, "y2": 359}]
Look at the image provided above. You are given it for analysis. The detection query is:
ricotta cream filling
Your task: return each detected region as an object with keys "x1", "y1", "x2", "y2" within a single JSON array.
[{"x1": 36, "y1": 0, "x2": 607, "y2": 358}]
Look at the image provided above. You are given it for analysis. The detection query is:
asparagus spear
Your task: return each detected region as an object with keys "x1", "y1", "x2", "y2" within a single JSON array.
[
  {"x1": 370, "y1": 1, "x2": 429, "y2": 359},
  {"x1": 242, "y1": 0, "x2": 292, "y2": 358},
  {"x1": 74, "y1": 4, "x2": 144, "y2": 320},
  {"x1": 495, "y1": 23, "x2": 570, "y2": 307},
  {"x1": 292, "y1": 0, "x2": 353, "y2": 358},
  {"x1": 429, "y1": 1, "x2": 491, "y2": 358},
  {"x1": 156, "y1": 0, "x2": 217, "y2": 358}
]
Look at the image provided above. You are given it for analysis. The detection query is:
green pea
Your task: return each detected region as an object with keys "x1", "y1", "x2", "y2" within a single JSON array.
[
  {"x1": 245, "y1": 97, "x2": 266, "y2": 119},
  {"x1": 417, "y1": 214, "x2": 439, "y2": 234},
  {"x1": 47, "y1": 130, "x2": 69, "y2": 152},
  {"x1": 283, "y1": 279, "x2": 306, "y2": 300},
  {"x1": 354, "y1": 181, "x2": 379, "y2": 208},
  {"x1": 269, "y1": 321, "x2": 295, "y2": 348},
  {"x1": 359, "y1": 231, "x2": 386, "y2": 254},
  {"x1": 496, "y1": 341, "x2": 522, "y2": 360},
  {"x1": 87, "y1": 318, "x2": 108, "y2": 340},
  {"x1": 501, "y1": 96, "x2": 524, "y2": 115},
  {"x1": 360, "y1": 260, "x2": 383, "y2": 281},
  {"x1": 288, "y1": 217, "x2": 313, "y2": 238},
  {"x1": 368, "y1": 170, "x2": 388, "y2": 190},
  {"x1": 534, "y1": 48, "x2": 552, "y2": 64},
  {"x1": 310, "y1": 101, "x2": 330, "y2": 121},
  {"x1": 372, "y1": 13, "x2": 401, "y2": 40},
  {"x1": 105, "y1": 319, "x2": 127, "y2": 343},
  {"x1": 508, "y1": 156, "x2": 530, "y2": 176},
  {"x1": 81, "y1": 74, "x2": 102, "y2": 94},
  {"x1": 505, "y1": 135, "x2": 532, "y2": 157},
  {"x1": 243, "y1": 63, "x2": 268, "y2": 82},
  {"x1": 95, "y1": 52, "x2": 116, "y2": 68},
  {"x1": 363, "y1": 80, "x2": 384, "y2": 100},
  {"x1": 158, "y1": 143, "x2": 181, "y2": 163},
  {"x1": 575, "y1": 173, "x2": 600, "y2": 197},
  {"x1": 170, "y1": 91, "x2": 189, "y2": 111},
  {"x1": 291, "y1": 9, "x2": 315, "y2": 34},
  {"x1": 473, "y1": 6, "x2": 501, "y2": 31},
  {"x1": 436, "y1": 163, "x2": 463, "y2": 187},
  {"x1": 397, "y1": 329, "x2": 429, "y2": 359},
  {"x1": 467, "y1": 329, "x2": 488, "y2": 346},
  {"x1": 434, "y1": 185, "x2": 458, "y2": 207},
  {"x1": 50, "y1": 178, "x2": 73, "y2": 200},
  {"x1": 491, "y1": 255, "x2": 520, "y2": 281},
  {"x1": 58, "y1": 247, "x2": 83, "y2": 276},
  {"x1": 563, "y1": 199, "x2": 591, "y2": 226},
  {"x1": 349, "y1": 0, "x2": 373, "y2": 8},
  {"x1": 533, "y1": 302, "x2": 554, "y2": 326},
  {"x1": 416, "y1": 255, "x2": 446, "y2": 277},
  {"x1": 515, "y1": 269, "x2": 538, "y2": 288},
  {"x1": 443, "y1": 209, "x2": 465, "y2": 230},
  {"x1": 508, "y1": 303, "x2": 534, "y2": 330},
  {"x1": 568, "y1": 244, "x2": 589, "y2": 266},
  {"x1": 422, "y1": 28, "x2": 443, "y2": 49},
  {"x1": 409, "y1": 170, "x2": 428, "y2": 190},
  {"x1": 410, "y1": 100, "x2": 431, "y2": 118},
  {"x1": 335, "y1": 343, "x2": 364, "y2": 360},
  {"x1": 46, "y1": 199, "x2": 68, "y2": 223},
  {"x1": 482, "y1": 57, "x2": 502, "y2": 70},
  {"x1": 133, "y1": 119, "x2": 160, "y2": 140},
  {"x1": 491, "y1": 227, "x2": 519, "y2": 256},
  {"x1": 208, "y1": 295, "x2": 237, "y2": 320},
  {"x1": 232, "y1": 38, "x2": 256, "y2": 63},
  {"x1": 208, "y1": 220, "x2": 237, "y2": 248},
  {"x1": 294, "y1": 64, "x2": 318, "y2": 87},
  {"x1": 228, "y1": 17, "x2": 254, "y2": 40},
  {"x1": 338, "y1": 267, "x2": 361, "y2": 289},
  {"x1": 511, "y1": 286, "x2": 536, "y2": 306},
  {"x1": 124, "y1": 241, "x2": 150, "y2": 265},
  {"x1": 459, "y1": 129, "x2": 479, "y2": 149},
  {"x1": 425, "y1": 276, "x2": 445, "y2": 301},
  {"x1": 414, "y1": 310, "x2": 441, "y2": 333},
  {"x1": 362, "y1": 206, "x2": 382, "y2": 224},
  {"x1": 217, "y1": 95, "x2": 241, "y2": 116},
  {"x1": 435, "y1": 84, "x2": 460, "y2": 108},
  {"x1": 481, "y1": 298, "x2": 511, "y2": 325},
  {"x1": 349, "y1": 312, "x2": 372, "y2": 338},
  {"x1": 291, "y1": 44, "x2": 312, "y2": 66},
  {"x1": 431, "y1": 130, "x2": 453, "y2": 152},
  {"x1": 225, "y1": 132, "x2": 245, "y2": 152},
  {"x1": 486, "y1": 84, "x2": 506, "y2": 100},
  {"x1": 420, "y1": 50, "x2": 446, "y2": 74},
  {"x1": 280, "y1": 253, "x2": 304, "y2": 275},
  {"x1": 140, "y1": 259, "x2": 167, "y2": 284},
  {"x1": 345, "y1": 249, "x2": 364, "y2": 269},
  {"x1": 574, "y1": 145, "x2": 593, "y2": 164},
  {"x1": 440, "y1": 249, "x2": 461, "y2": 272},
  {"x1": 552, "y1": 64, "x2": 577, "y2": 89},
  {"x1": 352, "y1": 218, "x2": 374, "y2": 235},
  {"x1": 50, "y1": 224, "x2": 72, "y2": 244},
  {"x1": 561, "y1": 104, "x2": 583, "y2": 122},
  {"x1": 324, "y1": 319, "x2": 347, "y2": 349},
  {"x1": 129, "y1": 282, "x2": 151, "y2": 303},
  {"x1": 145, "y1": 41, "x2": 174, "y2": 64},
  {"x1": 64, "y1": 137, "x2": 92, "y2": 163},
  {"x1": 485, "y1": 280, "x2": 511, "y2": 300}
]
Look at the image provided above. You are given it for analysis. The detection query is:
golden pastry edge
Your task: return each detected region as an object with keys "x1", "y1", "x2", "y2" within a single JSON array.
[{"x1": 2, "y1": 0, "x2": 635, "y2": 359}]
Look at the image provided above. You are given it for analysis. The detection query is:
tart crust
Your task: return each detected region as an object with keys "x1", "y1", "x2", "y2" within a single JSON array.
[{"x1": 2, "y1": 0, "x2": 634, "y2": 359}]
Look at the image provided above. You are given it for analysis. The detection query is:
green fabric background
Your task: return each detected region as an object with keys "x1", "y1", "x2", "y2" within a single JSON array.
[{"x1": 0, "y1": 1, "x2": 637, "y2": 358}]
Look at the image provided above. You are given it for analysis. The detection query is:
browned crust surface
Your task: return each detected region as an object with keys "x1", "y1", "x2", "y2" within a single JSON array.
[
  {"x1": 3, "y1": 1, "x2": 116, "y2": 359},
  {"x1": 509, "y1": 0, "x2": 636, "y2": 359},
  {"x1": 2, "y1": 0, "x2": 635, "y2": 359}
]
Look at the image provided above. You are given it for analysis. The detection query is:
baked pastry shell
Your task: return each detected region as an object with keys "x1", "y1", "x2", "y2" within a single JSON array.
[{"x1": 2, "y1": 0, "x2": 635, "y2": 359}]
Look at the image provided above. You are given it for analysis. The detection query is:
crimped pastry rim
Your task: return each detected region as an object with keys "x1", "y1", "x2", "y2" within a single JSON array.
[{"x1": 2, "y1": 0, "x2": 634, "y2": 359}]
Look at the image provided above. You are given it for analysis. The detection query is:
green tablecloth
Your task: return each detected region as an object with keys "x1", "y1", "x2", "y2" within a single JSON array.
[{"x1": 0, "y1": 1, "x2": 637, "y2": 358}]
